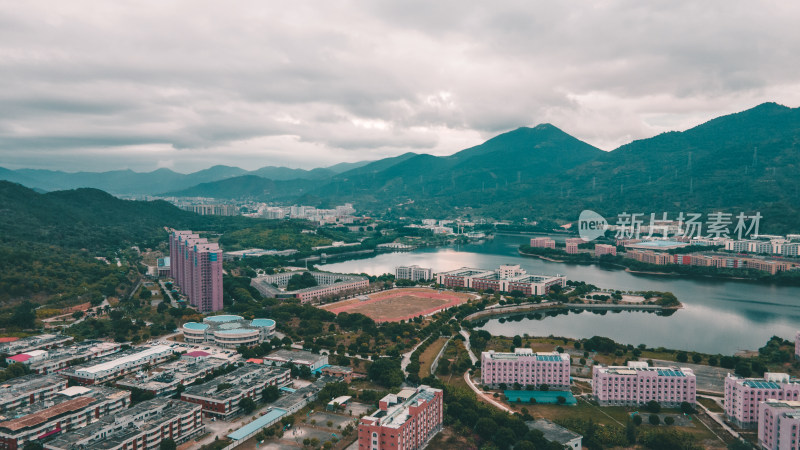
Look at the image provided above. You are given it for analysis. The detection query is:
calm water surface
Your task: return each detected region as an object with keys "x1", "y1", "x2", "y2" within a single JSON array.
[{"x1": 318, "y1": 234, "x2": 800, "y2": 354}]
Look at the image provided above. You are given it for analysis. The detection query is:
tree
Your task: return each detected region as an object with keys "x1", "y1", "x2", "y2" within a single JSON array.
[
  {"x1": 626, "y1": 419, "x2": 637, "y2": 444},
  {"x1": 239, "y1": 397, "x2": 257, "y2": 414},
  {"x1": 676, "y1": 351, "x2": 688, "y2": 363},
  {"x1": 263, "y1": 384, "x2": 280, "y2": 402},
  {"x1": 556, "y1": 395, "x2": 567, "y2": 405},
  {"x1": 645, "y1": 400, "x2": 661, "y2": 413},
  {"x1": 649, "y1": 414, "x2": 660, "y2": 425},
  {"x1": 72, "y1": 311, "x2": 84, "y2": 320},
  {"x1": 539, "y1": 383, "x2": 549, "y2": 391},
  {"x1": 512, "y1": 335, "x2": 523, "y2": 347},
  {"x1": 475, "y1": 417, "x2": 497, "y2": 440},
  {"x1": 664, "y1": 416, "x2": 675, "y2": 425},
  {"x1": 159, "y1": 439, "x2": 177, "y2": 450},
  {"x1": 368, "y1": 358, "x2": 403, "y2": 388},
  {"x1": 728, "y1": 439, "x2": 753, "y2": 450},
  {"x1": 633, "y1": 414, "x2": 643, "y2": 426},
  {"x1": 691, "y1": 353, "x2": 702, "y2": 363},
  {"x1": 680, "y1": 402, "x2": 695, "y2": 415}
]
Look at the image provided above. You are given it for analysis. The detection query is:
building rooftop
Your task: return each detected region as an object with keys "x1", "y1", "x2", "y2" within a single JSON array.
[
  {"x1": 46, "y1": 398, "x2": 200, "y2": 449},
  {"x1": 483, "y1": 350, "x2": 569, "y2": 362},
  {"x1": 72, "y1": 344, "x2": 173, "y2": 375},
  {"x1": 266, "y1": 349, "x2": 326, "y2": 365},
  {"x1": 228, "y1": 408, "x2": 287, "y2": 441},
  {"x1": 366, "y1": 385, "x2": 441, "y2": 429},
  {"x1": 526, "y1": 419, "x2": 582, "y2": 444},
  {"x1": 183, "y1": 365, "x2": 289, "y2": 401},
  {"x1": 0, "y1": 374, "x2": 66, "y2": 406},
  {"x1": 0, "y1": 386, "x2": 127, "y2": 433}
]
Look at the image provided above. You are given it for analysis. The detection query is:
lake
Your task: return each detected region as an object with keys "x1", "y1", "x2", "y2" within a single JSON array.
[{"x1": 318, "y1": 234, "x2": 800, "y2": 354}]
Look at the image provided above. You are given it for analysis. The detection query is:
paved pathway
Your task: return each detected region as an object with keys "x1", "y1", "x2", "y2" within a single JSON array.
[
  {"x1": 400, "y1": 337, "x2": 429, "y2": 376},
  {"x1": 463, "y1": 370, "x2": 513, "y2": 414},
  {"x1": 459, "y1": 330, "x2": 477, "y2": 364}
]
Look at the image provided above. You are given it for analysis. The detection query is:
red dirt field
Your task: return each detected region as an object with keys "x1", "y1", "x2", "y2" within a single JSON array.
[{"x1": 320, "y1": 288, "x2": 472, "y2": 322}]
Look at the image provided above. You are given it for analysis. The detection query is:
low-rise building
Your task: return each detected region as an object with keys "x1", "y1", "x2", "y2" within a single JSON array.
[
  {"x1": 19, "y1": 341, "x2": 122, "y2": 375},
  {"x1": 0, "y1": 335, "x2": 74, "y2": 357},
  {"x1": 525, "y1": 420, "x2": 582, "y2": 449},
  {"x1": 481, "y1": 349, "x2": 570, "y2": 389},
  {"x1": 594, "y1": 244, "x2": 617, "y2": 256},
  {"x1": 44, "y1": 398, "x2": 203, "y2": 450},
  {"x1": 0, "y1": 374, "x2": 68, "y2": 412},
  {"x1": 565, "y1": 242, "x2": 578, "y2": 254},
  {"x1": 592, "y1": 361, "x2": 696, "y2": 407},
  {"x1": 180, "y1": 365, "x2": 290, "y2": 419},
  {"x1": 436, "y1": 265, "x2": 566, "y2": 296},
  {"x1": 61, "y1": 345, "x2": 175, "y2": 385},
  {"x1": 251, "y1": 271, "x2": 369, "y2": 303},
  {"x1": 320, "y1": 365, "x2": 354, "y2": 383},
  {"x1": 181, "y1": 315, "x2": 276, "y2": 349},
  {"x1": 263, "y1": 349, "x2": 328, "y2": 371},
  {"x1": 0, "y1": 386, "x2": 130, "y2": 450},
  {"x1": 529, "y1": 237, "x2": 556, "y2": 249},
  {"x1": 116, "y1": 354, "x2": 229, "y2": 397},
  {"x1": 724, "y1": 372, "x2": 800, "y2": 428},
  {"x1": 358, "y1": 386, "x2": 443, "y2": 450},
  {"x1": 758, "y1": 399, "x2": 800, "y2": 450},
  {"x1": 395, "y1": 265, "x2": 433, "y2": 281}
]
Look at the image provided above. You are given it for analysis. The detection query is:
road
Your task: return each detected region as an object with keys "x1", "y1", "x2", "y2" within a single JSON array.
[
  {"x1": 459, "y1": 329, "x2": 477, "y2": 364},
  {"x1": 159, "y1": 280, "x2": 178, "y2": 307},
  {"x1": 401, "y1": 337, "x2": 430, "y2": 376},
  {"x1": 463, "y1": 370, "x2": 513, "y2": 414}
]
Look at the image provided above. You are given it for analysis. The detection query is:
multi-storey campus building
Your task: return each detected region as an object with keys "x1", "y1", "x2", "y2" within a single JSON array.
[
  {"x1": 758, "y1": 400, "x2": 800, "y2": 450},
  {"x1": 394, "y1": 265, "x2": 433, "y2": 281},
  {"x1": 0, "y1": 374, "x2": 68, "y2": 412},
  {"x1": 481, "y1": 349, "x2": 570, "y2": 389},
  {"x1": 169, "y1": 229, "x2": 223, "y2": 312},
  {"x1": 61, "y1": 345, "x2": 175, "y2": 385},
  {"x1": 592, "y1": 361, "x2": 696, "y2": 407},
  {"x1": 0, "y1": 386, "x2": 130, "y2": 450},
  {"x1": 7, "y1": 341, "x2": 121, "y2": 375},
  {"x1": 181, "y1": 315, "x2": 276, "y2": 349},
  {"x1": 436, "y1": 264, "x2": 566, "y2": 296},
  {"x1": 0, "y1": 335, "x2": 74, "y2": 357},
  {"x1": 44, "y1": 398, "x2": 203, "y2": 450},
  {"x1": 251, "y1": 271, "x2": 369, "y2": 303},
  {"x1": 263, "y1": 349, "x2": 329, "y2": 372},
  {"x1": 529, "y1": 237, "x2": 556, "y2": 249},
  {"x1": 180, "y1": 364, "x2": 290, "y2": 419},
  {"x1": 358, "y1": 386, "x2": 443, "y2": 450},
  {"x1": 116, "y1": 352, "x2": 229, "y2": 397},
  {"x1": 725, "y1": 372, "x2": 800, "y2": 428}
]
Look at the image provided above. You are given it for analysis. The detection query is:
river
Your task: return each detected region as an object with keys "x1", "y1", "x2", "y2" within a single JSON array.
[{"x1": 317, "y1": 234, "x2": 800, "y2": 354}]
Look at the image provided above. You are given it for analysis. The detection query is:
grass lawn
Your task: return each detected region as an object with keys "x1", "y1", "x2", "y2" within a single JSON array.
[
  {"x1": 418, "y1": 337, "x2": 449, "y2": 378},
  {"x1": 697, "y1": 396, "x2": 724, "y2": 413}
]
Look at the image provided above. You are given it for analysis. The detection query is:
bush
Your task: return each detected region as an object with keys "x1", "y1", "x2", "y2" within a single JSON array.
[
  {"x1": 649, "y1": 414, "x2": 660, "y2": 425},
  {"x1": 633, "y1": 415, "x2": 643, "y2": 426},
  {"x1": 664, "y1": 416, "x2": 675, "y2": 426},
  {"x1": 645, "y1": 400, "x2": 661, "y2": 413}
]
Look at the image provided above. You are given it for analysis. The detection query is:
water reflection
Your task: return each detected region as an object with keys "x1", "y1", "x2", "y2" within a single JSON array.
[{"x1": 318, "y1": 234, "x2": 800, "y2": 353}]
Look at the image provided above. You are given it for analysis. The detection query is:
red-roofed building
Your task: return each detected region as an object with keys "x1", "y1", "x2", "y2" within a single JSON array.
[
  {"x1": 246, "y1": 358, "x2": 263, "y2": 364},
  {"x1": 0, "y1": 338, "x2": 19, "y2": 344},
  {"x1": 184, "y1": 351, "x2": 210, "y2": 358},
  {"x1": 7, "y1": 355, "x2": 31, "y2": 363}
]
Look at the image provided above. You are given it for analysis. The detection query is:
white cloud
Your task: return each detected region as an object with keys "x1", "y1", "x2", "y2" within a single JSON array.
[{"x1": 0, "y1": 0, "x2": 798, "y2": 172}]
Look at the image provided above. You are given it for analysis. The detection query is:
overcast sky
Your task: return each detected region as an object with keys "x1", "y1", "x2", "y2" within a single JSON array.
[{"x1": 2, "y1": 1, "x2": 799, "y2": 173}]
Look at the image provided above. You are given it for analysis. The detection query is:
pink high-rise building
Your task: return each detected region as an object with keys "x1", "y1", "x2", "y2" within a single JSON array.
[
  {"x1": 566, "y1": 243, "x2": 578, "y2": 254},
  {"x1": 592, "y1": 361, "x2": 696, "y2": 407},
  {"x1": 725, "y1": 373, "x2": 800, "y2": 428},
  {"x1": 481, "y1": 349, "x2": 570, "y2": 389},
  {"x1": 169, "y1": 229, "x2": 223, "y2": 312},
  {"x1": 565, "y1": 238, "x2": 583, "y2": 246},
  {"x1": 594, "y1": 244, "x2": 617, "y2": 256},
  {"x1": 758, "y1": 399, "x2": 800, "y2": 449},
  {"x1": 358, "y1": 386, "x2": 443, "y2": 450},
  {"x1": 795, "y1": 331, "x2": 800, "y2": 360},
  {"x1": 530, "y1": 237, "x2": 556, "y2": 249}
]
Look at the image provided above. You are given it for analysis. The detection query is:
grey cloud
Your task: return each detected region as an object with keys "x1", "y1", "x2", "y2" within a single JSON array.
[{"x1": 0, "y1": 1, "x2": 799, "y2": 171}]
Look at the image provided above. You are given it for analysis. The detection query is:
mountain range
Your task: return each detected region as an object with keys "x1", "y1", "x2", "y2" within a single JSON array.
[
  {"x1": 3, "y1": 102, "x2": 799, "y2": 232},
  {"x1": 0, "y1": 160, "x2": 372, "y2": 196}
]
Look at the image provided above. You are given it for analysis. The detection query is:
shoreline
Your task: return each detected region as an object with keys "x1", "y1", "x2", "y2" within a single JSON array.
[{"x1": 464, "y1": 301, "x2": 679, "y2": 322}]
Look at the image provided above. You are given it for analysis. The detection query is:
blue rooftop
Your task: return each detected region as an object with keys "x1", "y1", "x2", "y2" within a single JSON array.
[
  {"x1": 744, "y1": 380, "x2": 781, "y2": 390},
  {"x1": 228, "y1": 408, "x2": 287, "y2": 441},
  {"x1": 657, "y1": 369, "x2": 686, "y2": 377},
  {"x1": 536, "y1": 355, "x2": 563, "y2": 362},
  {"x1": 251, "y1": 318, "x2": 276, "y2": 328},
  {"x1": 205, "y1": 315, "x2": 243, "y2": 323},
  {"x1": 183, "y1": 322, "x2": 208, "y2": 331},
  {"x1": 634, "y1": 240, "x2": 685, "y2": 248}
]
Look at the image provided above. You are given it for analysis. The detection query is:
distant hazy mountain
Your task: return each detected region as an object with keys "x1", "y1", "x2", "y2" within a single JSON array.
[{"x1": 0, "y1": 161, "x2": 372, "y2": 195}]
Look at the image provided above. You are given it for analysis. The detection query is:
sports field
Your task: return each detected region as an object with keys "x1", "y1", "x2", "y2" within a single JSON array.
[{"x1": 320, "y1": 288, "x2": 472, "y2": 322}]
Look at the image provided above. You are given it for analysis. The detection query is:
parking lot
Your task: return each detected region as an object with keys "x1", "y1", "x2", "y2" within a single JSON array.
[{"x1": 651, "y1": 359, "x2": 729, "y2": 393}]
